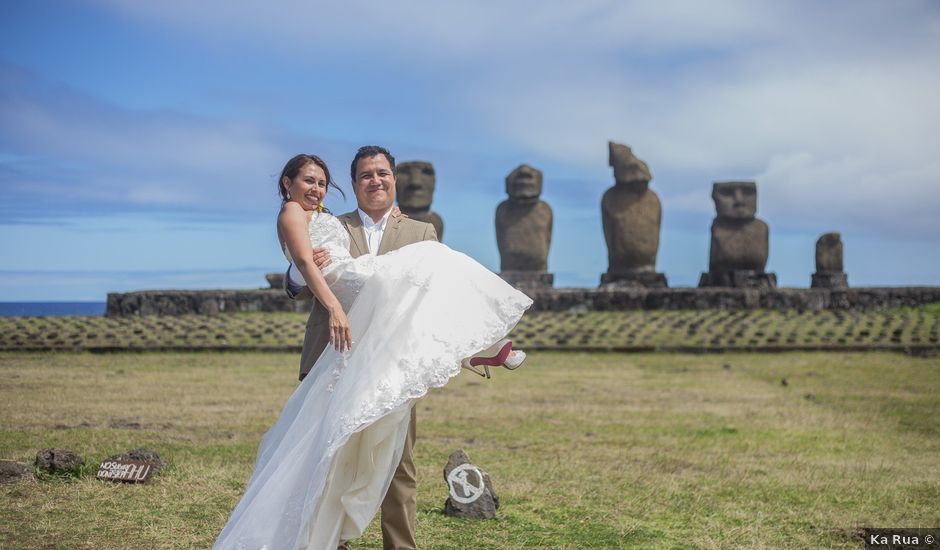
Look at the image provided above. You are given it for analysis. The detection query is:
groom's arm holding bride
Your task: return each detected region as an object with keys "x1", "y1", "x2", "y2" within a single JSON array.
[{"x1": 284, "y1": 247, "x2": 330, "y2": 301}]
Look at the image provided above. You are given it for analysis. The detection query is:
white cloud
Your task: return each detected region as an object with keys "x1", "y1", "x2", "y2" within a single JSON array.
[
  {"x1": 758, "y1": 152, "x2": 940, "y2": 237},
  {"x1": 0, "y1": 65, "x2": 319, "y2": 214},
  {"x1": 84, "y1": 1, "x2": 807, "y2": 59}
]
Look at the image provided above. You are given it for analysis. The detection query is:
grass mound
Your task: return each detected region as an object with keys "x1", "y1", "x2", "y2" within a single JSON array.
[{"x1": 1, "y1": 308, "x2": 938, "y2": 353}]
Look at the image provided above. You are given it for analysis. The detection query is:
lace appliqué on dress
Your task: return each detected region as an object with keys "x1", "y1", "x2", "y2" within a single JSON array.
[{"x1": 325, "y1": 355, "x2": 348, "y2": 394}]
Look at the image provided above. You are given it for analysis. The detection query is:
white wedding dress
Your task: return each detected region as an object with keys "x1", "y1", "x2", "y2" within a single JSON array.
[{"x1": 214, "y1": 212, "x2": 532, "y2": 550}]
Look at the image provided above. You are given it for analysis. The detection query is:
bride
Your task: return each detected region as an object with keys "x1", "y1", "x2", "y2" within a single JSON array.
[{"x1": 213, "y1": 151, "x2": 532, "y2": 549}]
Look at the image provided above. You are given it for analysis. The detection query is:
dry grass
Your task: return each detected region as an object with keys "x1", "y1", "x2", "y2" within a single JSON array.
[{"x1": 0, "y1": 351, "x2": 938, "y2": 548}]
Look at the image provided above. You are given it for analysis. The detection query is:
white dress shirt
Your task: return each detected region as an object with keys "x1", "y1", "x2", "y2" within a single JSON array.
[{"x1": 358, "y1": 208, "x2": 391, "y2": 255}]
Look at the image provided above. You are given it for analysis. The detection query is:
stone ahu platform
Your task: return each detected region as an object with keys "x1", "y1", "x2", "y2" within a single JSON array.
[{"x1": 106, "y1": 286, "x2": 940, "y2": 317}]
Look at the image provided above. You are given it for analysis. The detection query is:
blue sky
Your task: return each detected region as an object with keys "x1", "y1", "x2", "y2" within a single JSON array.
[{"x1": 1, "y1": 0, "x2": 939, "y2": 301}]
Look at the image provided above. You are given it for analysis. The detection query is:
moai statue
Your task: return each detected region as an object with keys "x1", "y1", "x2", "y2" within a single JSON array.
[
  {"x1": 396, "y1": 161, "x2": 444, "y2": 239},
  {"x1": 495, "y1": 164, "x2": 554, "y2": 289},
  {"x1": 698, "y1": 181, "x2": 777, "y2": 288},
  {"x1": 811, "y1": 232, "x2": 848, "y2": 288},
  {"x1": 600, "y1": 142, "x2": 667, "y2": 287}
]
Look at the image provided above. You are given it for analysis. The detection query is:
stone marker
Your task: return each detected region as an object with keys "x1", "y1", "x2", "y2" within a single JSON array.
[
  {"x1": 35, "y1": 448, "x2": 84, "y2": 475},
  {"x1": 443, "y1": 449, "x2": 499, "y2": 519},
  {"x1": 97, "y1": 448, "x2": 164, "y2": 484},
  {"x1": 396, "y1": 161, "x2": 445, "y2": 240},
  {"x1": 0, "y1": 460, "x2": 36, "y2": 484},
  {"x1": 97, "y1": 459, "x2": 155, "y2": 483},
  {"x1": 601, "y1": 142, "x2": 667, "y2": 287},
  {"x1": 699, "y1": 181, "x2": 777, "y2": 288},
  {"x1": 811, "y1": 232, "x2": 848, "y2": 288},
  {"x1": 496, "y1": 164, "x2": 554, "y2": 289}
]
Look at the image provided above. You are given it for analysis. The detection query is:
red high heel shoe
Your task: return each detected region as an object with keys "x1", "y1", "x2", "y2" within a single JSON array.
[{"x1": 461, "y1": 339, "x2": 526, "y2": 378}]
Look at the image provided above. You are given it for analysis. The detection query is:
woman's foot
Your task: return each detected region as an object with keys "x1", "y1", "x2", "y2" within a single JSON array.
[
  {"x1": 461, "y1": 339, "x2": 525, "y2": 378},
  {"x1": 503, "y1": 350, "x2": 526, "y2": 370}
]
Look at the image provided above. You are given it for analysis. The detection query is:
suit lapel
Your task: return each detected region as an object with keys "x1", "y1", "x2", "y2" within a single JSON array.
[
  {"x1": 377, "y1": 214, "x2": 401, "y2": 256},
  {"x1": 339, "y1": 211, "x2": 368, "y2": 258}
]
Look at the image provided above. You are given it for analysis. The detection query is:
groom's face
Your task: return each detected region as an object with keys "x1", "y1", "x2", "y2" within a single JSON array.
[{"x1": 352, "y1": 154, "x2": 396, "y2": 215}]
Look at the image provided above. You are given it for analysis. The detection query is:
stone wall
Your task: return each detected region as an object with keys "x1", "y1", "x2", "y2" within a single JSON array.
[
  {"x1": 106, "y1": 290, "x2": 314, "y2": 316},
  {"x1": 525, "y1": 287, "x2": 940, "y2": 312},
  {"x1": 106, "y1": 286, "x2": 940, "y2": 317}
]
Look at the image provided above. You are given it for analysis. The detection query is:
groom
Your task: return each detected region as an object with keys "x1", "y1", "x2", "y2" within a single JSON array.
[{"x1": 286, "y1": 145, "x2": 438, "y2": 550}]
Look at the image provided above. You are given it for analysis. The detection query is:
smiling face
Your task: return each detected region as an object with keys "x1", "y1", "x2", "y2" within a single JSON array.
[
  {"x1": 282, "y1": 161, "x2": 328, "y2": 211},
  {"x1": 396, "y1": 161, "x2": 435, "y2": 209},
  {"x1": 352, "y1": 154, "x2": 397, "y2": 220},
  {"x1": 712, "y1": 181, "x2": 757, "y2": 220}
]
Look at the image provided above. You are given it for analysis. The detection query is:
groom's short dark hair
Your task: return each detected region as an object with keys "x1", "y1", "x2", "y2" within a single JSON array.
[{"x1": 351, "y1": 145, "x2": 395, "y2": 181}]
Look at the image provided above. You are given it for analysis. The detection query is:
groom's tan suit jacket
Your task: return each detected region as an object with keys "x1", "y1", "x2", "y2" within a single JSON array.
[{"x1": 296, "y1": 210, "x2": 438, "y2": 380}]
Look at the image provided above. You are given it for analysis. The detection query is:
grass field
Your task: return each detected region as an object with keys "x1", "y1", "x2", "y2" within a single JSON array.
[{"x1": 1, "y1": 350, "x2": 938, "y2": 549}]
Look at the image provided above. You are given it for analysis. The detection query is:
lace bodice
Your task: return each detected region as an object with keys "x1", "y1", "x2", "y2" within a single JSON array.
[
  {"x1": 282, "y1": 211, "x2": 351, "y2": 259},
  {"x1": 307, "y1": 213, "x2": 353, "y2": 268},
  {"x1": 284, "y1": 212, "x2": 378, "y2": 308}
]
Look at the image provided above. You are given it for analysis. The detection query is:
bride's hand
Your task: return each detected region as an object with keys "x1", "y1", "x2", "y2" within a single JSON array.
[{"x1": 328, "y1": 305, "x2": 352, "y2": 353}]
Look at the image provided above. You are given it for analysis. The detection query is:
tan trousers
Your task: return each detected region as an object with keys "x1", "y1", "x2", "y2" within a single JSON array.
[{"x1": 339, "y1": 404, "x2": 417, "y2": 550}]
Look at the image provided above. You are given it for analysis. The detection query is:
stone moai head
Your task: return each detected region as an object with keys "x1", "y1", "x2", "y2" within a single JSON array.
[
  {"x1": 816, "y1": 232, "x2": 844, "y2": 272},
  {"x1": 712, "y1": 181, "x2": 758, "y2": 221},
  {"x1": 505, "y1": 164, "x2": 543, "y2": 200},
  {"x1": 396, "y1": 161, "x2": 436, "y2": 209},
  {"x1": 609, "y1": 141, "x2": 651, "y2": 187}
]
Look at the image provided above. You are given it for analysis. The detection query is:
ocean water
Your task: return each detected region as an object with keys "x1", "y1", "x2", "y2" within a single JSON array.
[{"x1": 0, "y1": 302, "x2": 107, "y2": 317}]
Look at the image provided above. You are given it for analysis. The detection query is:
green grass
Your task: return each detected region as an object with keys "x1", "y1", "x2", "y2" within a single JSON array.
[
  {"x1": 1, "y1": 308, "x2": 938, "y2": 353},
  {"x1": 1, "y1": 351, "x2": 938, "y2": 548}
]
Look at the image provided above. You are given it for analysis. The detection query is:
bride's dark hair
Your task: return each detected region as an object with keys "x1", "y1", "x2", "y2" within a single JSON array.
[{"x1": 278, "y1": 154, "x2": 346, "y2": 212}]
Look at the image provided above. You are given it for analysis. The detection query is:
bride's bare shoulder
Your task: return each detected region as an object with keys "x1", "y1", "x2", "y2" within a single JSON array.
[
  {"x1": 279, "y1": 202, "x2": 313, "y2": 221},
  {"x1": 280, "y1": 201, "x2": 304, "y2": 214}
]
